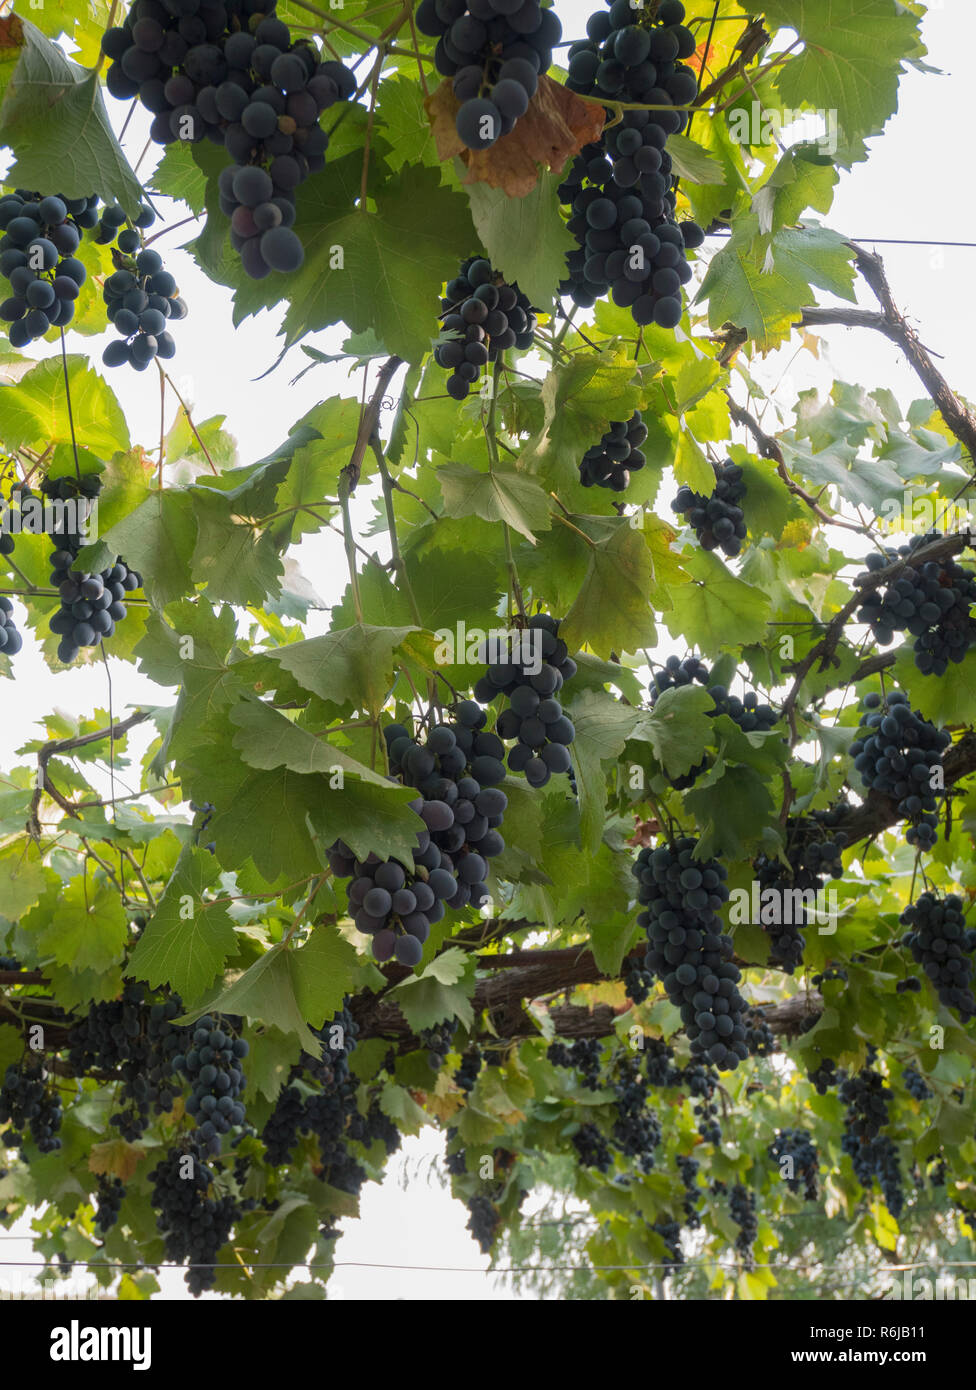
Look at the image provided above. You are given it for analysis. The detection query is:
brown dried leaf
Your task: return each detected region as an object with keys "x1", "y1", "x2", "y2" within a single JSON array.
[
  {"x1": 89, "y1": 1138, "x2": 145, "y2": 1183},
  {"x1": 425, "y1": 74, "x2": 605, "y2": 197},
  {"x1": 628, "y1": 817, "x2": 661, "y2": 848}
]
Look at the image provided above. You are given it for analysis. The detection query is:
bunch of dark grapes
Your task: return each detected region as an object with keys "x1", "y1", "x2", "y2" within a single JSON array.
[
  {"x1": 672, "y1": 459, "x2": 747, "y2": 558},
  {"x1": 858, "y1": 535, "x2": 976, "y2": 676},
  {"x1": 260, "y1": 1081, "x2": 305, "y2": 1164},
  {"x1": 97, "y1": 205, "x2": 186, "y2": 369},
  {"x1": 416, "y1": 0, "x2": 560, "y2": 150},
  {"x1": 0, "y1": 1059, "x2": 63, "y2": 1156},
  {"x1": 547, "y1": 1037, "x2": 602, "y2": 1090},
  {"x1": 807, "y1": 1056, "x2": 839, "y2": 1096},
  {"x1": 900, "y1": 891, "x2": 976, "y2": 1022},
  {"x1": 677, "y1": 1153, "x2": 701, "y2": 1227},
  {"x1": 385, "y1": 712, "x2": 508, "y2": 909},
  {"x1": 840, "y1": 1052, "x2": 890, "y2": 1141},
  {"x1": 0, "y1": 598, "x2": 22, "y2": 660},
  {"x1": 743, "y1": 1007, "x2": 777, "y2": 1057},
  {"x1": 94, "y1": 1175, "x2": 125, "y2": 1234},
  {"x1": 66, "y1": 983, "x2": 187, "y2": 1140},
  {"x1": 650, "y1": 655, "x2": 777, "y2": 733},
  {"x1": 455, "y1": 1047, "x2": 483, "y2": 1093},
  {"x1": 466, "y1": 1193, "x2": 500, "y2": 1252},
  {"x1": 850, "y1": 690, "x2": 949, "y2": 850},
  {"x1": 330, "y1": 833, "x2": 446, "y2": 968},
  {"x1": 610, "y1": 1057, "x2": 661, "y2": 1172},
  {"x1": 102, "y1": 0, "x2": 355, "y2": 279},
  {"x1": 650, "y1": 1219, "x2": 684, "y2": 1267},
  {"x1": 903, "y1": 1065, "x2": 932, "y2": 1101},
  {"x1": 572, "y1": 1121, "x2": 613, "y2": 1172},
  {"x1": 558, "y1": 1, "x2": 702, "y2": 327},
  {"x1": 578, "y1": 411, "x2": 647, "y2": 492},
  {"x1": 471, "y1": 614, "x2": 577, "y2": 787},
  {"x1": 444, "y1": 1128, "x2": 467, "y2": 1176},
  {"x1": 348, "y1": 1100, "x2": 402, "y2": 1158},
  {"x1": 420, "y1": 1018, "x2": 458, "y2": 1071},
  {"x1": 41, "y1": 472, "x2": 143, "y2": 664},
  {"x1": 0, "y1": 955, "x2": 21, "y2": 971},
  {"x1": 643, "y1": 1036, "x2": 681, "y2": 1087},
  {"x1": 149, "y1": 1140, "x2": 241, "y2": 1296},
  {"x1": 768, "y1": 1128, "x2": 818, "y2": 1200},
  {"x1": 623, "y1": 951, "x2": 655, "y2": 1005},
  {"x1": 728, "y1": 1182, "x2": 758, "y2": 1266},
  {"x1": 753, "y1": 822, "x2": 846, "y2": 974},
  {"x1": 633, "y1": 837, "x2": 749, "y2": 1071},
  {"x1": 176, "y1": 1014, "x2": 248, "y2": 1155},
  {"x1": 682, "y1": 1061, "x2": 720, "y2": 1144},
  {"x1": 0, "y1": 191, "x2": 94, "y2": 345},
  {"x1": 896, "y1": 974, "x2": 922, "y2": 995},
  {"x1": 811, "y1": 965, "x2": 848, "y2": 988},
  {"x1": 436, "y1": 256, "x2": 537, "y2": 400}
]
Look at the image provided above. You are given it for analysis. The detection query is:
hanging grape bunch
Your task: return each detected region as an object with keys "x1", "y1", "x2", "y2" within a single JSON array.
[
  {"x1": 40, "y1": 473, "x2": 144, "y2": 664},
  {"x1": 176, "y1": 1014, "x2": 249, "y2": 1157},
  {"x1": 0, "y1": 598, "x2": 23, "y2": 660},
  {"x1": 0, "y1": 191, "x2": 96, "y2": 346},
  {"x1": 415, "y1": 0, "x2": 561, "y2": 150},
  {"x1": 578, "y1": 410, "x2": 647, "y2": 491},
  {"x1": 96, "y1": 202, "x2": 187, "y2": 370},
  {"x1": 849, "y1": 690, "x2": 949, "y2": 850},
  {"x1": 672, "y1": 459, "x2": 748, "y2": 557},
  {"x1": 633, "y1": 836, "x2": 751, "y2": 1071},
  {"x1": 857, "y1": 533, "x2": 976, "y2": 676},
  {"x1": 101, "y1": 0, "x2": 355, "y2": 278},
  {"x1": 558, "y1": 0, "x2": 704, "y2": 326},
  {"x1": 436, "y1": 256, "x2": 538, "y2": 400},
  {"x1": 471, "y1": 613, "x2": 577, "y2": 788},
  {"x1": 900, "y1": 891, "x2": 976, "y2": 1023},
  {"x1": 385, "y1": 711, "x2": 508, "y2": 910}
]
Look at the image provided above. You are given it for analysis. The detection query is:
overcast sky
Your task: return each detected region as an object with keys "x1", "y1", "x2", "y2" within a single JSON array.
[{"x1": 0, "y1": 0, "x2": 970, "y2": 1300}]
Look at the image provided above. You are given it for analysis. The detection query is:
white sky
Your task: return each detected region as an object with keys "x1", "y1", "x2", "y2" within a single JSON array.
[{"x1": 0, "y1": 0, "x2": 970, "y2": 1301}]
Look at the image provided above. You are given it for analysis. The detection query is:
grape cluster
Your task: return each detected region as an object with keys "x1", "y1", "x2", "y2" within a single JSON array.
[
  {"x1": 578, "y1": 411, "x2": 647, "y2": 492},
  {"x1": 728, "y1": 1182, "x2": 758, "y2": 1265},
  {"x1": 471, "y1": 614, "x2": 577, "y2": 787},
  {"x1": 0, "y1": 598, "x2": 22, "y2": 660},
  {"x1": 858, "y1": 535, "x2": 976, "y2": 676},
  {"x1": 743, "y1": 1006, "x2": 778, "y2": 1057},
  {"x1": 633, "y1": 837, "x2": 750, "y2": 1071},
  {"x1": 650, "y1": 1219, "x2": 684, "y2": 1267},
  {"x1": 420, "y1": 1018, "x2": 458, "y2": 1071},
  {"x1": 177, "y1": 1014, "x2": 249, "y2": 1155},
  {"x1": 94, "y1": 1175, "x2": 126, "y2": 1234},
  {"x1": 465, "y1": 1193, "x2": 500, "y2": 1251},
  {"x1": 0, "y1": 1060, "x2": 63, "y2": 1156},
  {"x1": 98, "y1": 207, "x2": 186, "y2": 370},
  {"x1": 768, "y1": 1128, "x2": 819, "y2": 1200},
  {"x1": 436, "y1": 256, "x2": 537, "y2": 400},
  {"x1": 900, "y1": 891, "x2": 976, "y2": 1022},
  {"x1": 0, "y1": 955, "x2": 21, "y2": 971},
  {"x1": 260, "y1": 1004, "x2": 364, "y2": 1174},
  {"x1": 572, "y1": 1121, "x2": 613, "y2": 1172},
  {"x1": 38, "y1": 471, "x2": 143, "y2": 663},
  {"x1": 547, "y1": 1037, "x2": 602, "y2": 1090},
  {"x1": 677, "y1": 1153, "x2": 701, "y2": 1226},
  {"x1": 672, "y1": 459, "x2": 748, "y2": 558},
  {"x1": 643, "y1": 1036, "x2": 681, "y2": 1088},
  {"x1": 650, "y1": 656, "x2": 777, "y2": 733},
  {"x1": 610, "y1": 1057, "x2": 661, "y2": 1172},
  {"x1": 896, "y1": 974, "x2": 922, "y2": 996},
  {"x1": 903, "y1": 1065, "x2": 932, "y2": 1102},
  {"x1": 330, "y1": 830, "x2": 446, "y2": 968},
  {"x1": 455, "y1": 1047, "x2": 483, "y2": 1093},
  {"x1": 149, "y1": 1141, "x2": 241, "y2": 1296},
  {"x1": 840, "y1": 1054, "x2": 890, "y2": 1144},
  {"x1": 416, "y1": 0, "x2": 560, "y2": 150},
  {"x1": 808, "y1": 1056, "x2": 839, "y2": 1096},
  {"x1": 0, "y1": 191, "x2": 93, "y2": 345},
  {"x1": 753, "y1": 822, "x2": 846, "y2": 974},
  {"x1": 683, "y1": 1060, "x2": 720, "y2": 1143},
  {"x1": 558, "y1": 1, "x2": 702, "y2": 327},
  {"x1": 623, "y1": 951, "x2": 655, "y2": 1005},
  {"x1": 67, "y1": 984, "x2": 187, "y2": 1141},
  {"x1": 102, "y1": 0, "x2": 355, "y2": 279},
  {"x1": 850, "y1": 690, "x2": 949, "y2": 850}
]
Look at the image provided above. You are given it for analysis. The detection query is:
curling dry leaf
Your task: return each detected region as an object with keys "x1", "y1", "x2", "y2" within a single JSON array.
[{"x1": 425, "y1": 74, "x2": 605, "y2": 197}]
